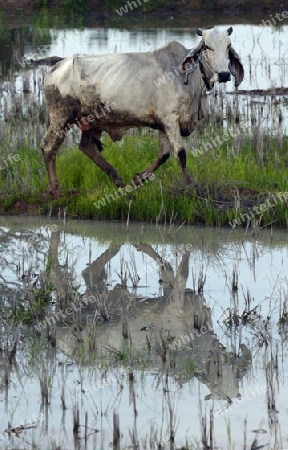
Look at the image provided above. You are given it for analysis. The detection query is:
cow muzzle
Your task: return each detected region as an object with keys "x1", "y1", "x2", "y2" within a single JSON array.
[{"x1": 218, "y1": 71, "x2": 231, "y2": 83}]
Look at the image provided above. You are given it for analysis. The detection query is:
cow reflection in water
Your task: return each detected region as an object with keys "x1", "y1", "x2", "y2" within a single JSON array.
[{"x1": 50, "y1": 231, "x2": 251, "y2": 406}]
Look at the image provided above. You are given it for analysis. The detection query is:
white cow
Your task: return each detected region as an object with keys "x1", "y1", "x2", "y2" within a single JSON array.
[{"x1": 41, "y1": 27, "x2": 244, "y2": 195}]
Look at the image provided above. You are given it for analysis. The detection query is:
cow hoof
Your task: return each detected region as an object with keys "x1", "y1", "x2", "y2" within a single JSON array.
[
  {"x1": 49, "y1": 188, "x2": 65, "y2": 197},
  {"x1": 115, "y1": 179, "x2": 126, "y2": 188},
  {"x1": 131, "y1": 173, "x2": 147, "y2": 186},
  {"x1": 183, "y1": 173, "x2": 193, "y2": 185}
]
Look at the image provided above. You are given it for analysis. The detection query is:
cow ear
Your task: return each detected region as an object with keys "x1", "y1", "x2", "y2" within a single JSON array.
[
  {"x1": 181, "y1": 42, "x2": 203, "y2": 84},
  {"x1": 196, "y1": 28, "x2": 203, "y2": 36},
  {"x1": 227, "y1": 26, "x2": 233, "y2": 36},
  {"x1": 229, "y1": 47, "x2": 244, "y2": 89}
]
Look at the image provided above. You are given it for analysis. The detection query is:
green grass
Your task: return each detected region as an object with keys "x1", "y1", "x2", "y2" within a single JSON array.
[{"x1": 0, "y1": 124, "x2": 288, "y2": 227}]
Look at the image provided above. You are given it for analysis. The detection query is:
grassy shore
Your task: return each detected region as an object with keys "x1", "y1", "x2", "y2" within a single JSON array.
[{"x1": 0, "y1": 109, "x2": 287, "y2": 227}]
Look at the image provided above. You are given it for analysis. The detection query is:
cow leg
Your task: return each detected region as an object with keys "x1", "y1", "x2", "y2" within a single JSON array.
[
  {"x1": 164, "y1": 124, "x2": 192, "y2": 184},
  {"x1": 41, "y1": 123, "x2": 66, "y2": 195},
  {"x1": 131, "y1": 130, "x2": 171, "y2": 185},
  {"x1": 79, "y1": 130, "x2": 125, "y2": 187}
]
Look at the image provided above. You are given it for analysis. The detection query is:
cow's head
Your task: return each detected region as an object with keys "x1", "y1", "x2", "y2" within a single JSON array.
[{"x1": 181, "y1": 27, "x2": 244, "y2": 90}]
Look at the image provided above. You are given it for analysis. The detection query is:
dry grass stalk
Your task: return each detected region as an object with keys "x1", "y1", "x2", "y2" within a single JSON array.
[
  {"x1": 129, "y1": 372, "x2": 138, "y2": 417},
  {"x1": 113, "y1": 410, "x2": 120, "y2": 447},
  {"x1": 47, "y1": 321, "x2": 56, "y2": 347},
  {"x1": 38, "y1": 369, "x2": 49, "y2": 405},
  {"x1": 198, "y1": 266, "x2": 207, "y2": 294},
  {"x1": 95, "y1": 292, "x2": 110, "y2": 321},
  {"x1": 209, "y1": 409, "x2": 214, "y2": 450},
  {"x1": 232, "y1": 266, "x2": 238, "y2": 291},
  {"x1": 84, "y1": 411, "x2": 88, "y2": 446},
  {"x1": 128, "y1": 358, "x2": 134, "y2": 382},
  {"x1": 122, "y1": 309, "x2": 129, "y2": 339},
  {"x1": 7, "y1": 335, "x2": 18, "y2": 364},
  {"x1": 73, "y1": 402, "x2": 80, "y2": 434},
  {"x1": 61, "y1": 368, "x2": 67, "y2": 411},
  {"x1": 154, "y1": 331, "x2": 169, "y2": 363},
  {"x1": 243, "y1": 417, "x2": 247, "y2": 450},
  {"x1": 4, "y1": 353, "x2": 10, "y2": 385},
  {"x1": 163, "y1": 367, "x2": 176, "y2": 445},
  {"x1": 127, "y1": 251, "x2": 141, "y2": 288}
]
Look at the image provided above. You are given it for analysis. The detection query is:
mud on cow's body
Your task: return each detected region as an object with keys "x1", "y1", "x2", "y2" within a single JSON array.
[{"x1": 41, "y1": 27, "x2": 244, "y2": 195}]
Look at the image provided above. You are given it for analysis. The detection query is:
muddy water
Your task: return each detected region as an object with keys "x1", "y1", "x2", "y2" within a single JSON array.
[{"x1": 0, "y1": 217, "x2": 288, "y2": 449}]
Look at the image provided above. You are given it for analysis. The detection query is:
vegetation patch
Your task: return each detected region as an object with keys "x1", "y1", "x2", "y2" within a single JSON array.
[{"x1": 0, "y1": 125, "x2": 287, "y2": 227}]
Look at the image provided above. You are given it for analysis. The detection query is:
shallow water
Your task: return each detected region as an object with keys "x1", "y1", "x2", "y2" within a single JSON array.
[{"x1": 0, "y1": 217, "x2": 288, "y2": 449}]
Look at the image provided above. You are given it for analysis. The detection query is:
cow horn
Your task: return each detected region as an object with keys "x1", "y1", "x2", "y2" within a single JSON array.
[
  {"x1": 196, "y1": 28, "x2": 203, "y2": 36},
  {"x1": 227, "y1": 26, "x2": 233, "y2": 36}
]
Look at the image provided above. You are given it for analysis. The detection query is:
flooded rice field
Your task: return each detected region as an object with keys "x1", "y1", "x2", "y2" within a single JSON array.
[
  {"x1": 0, "y1": 217, "x2": 288, "y2": 449},
  {"x1": 1, "y1": 10, "x2": 288, "y2": 448}
]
